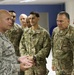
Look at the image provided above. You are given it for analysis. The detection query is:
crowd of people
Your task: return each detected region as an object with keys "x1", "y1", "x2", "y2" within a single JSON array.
[{"x1": 0, "y1": 9, "x2": 74, "y2": 75}]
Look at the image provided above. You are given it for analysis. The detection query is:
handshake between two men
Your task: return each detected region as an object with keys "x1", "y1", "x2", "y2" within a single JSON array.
[{"x1": 18, "y1": 55, "x2": 35, "y2": 71}]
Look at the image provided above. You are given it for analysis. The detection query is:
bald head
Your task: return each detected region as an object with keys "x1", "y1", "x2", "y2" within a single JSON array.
[
  {"x1": 0, "y1": 9, "x2": 13, "y2": 33},
  {"x1": 19, "y1": 14, "x2": 27, "y2": 28},
  {"x1": 0, "y1": 9, "x2": 10, "y2": 18},
  {"x1": 19, "y1": 14, "x2": 27, "y2": 18},
  {"x1": 19, "y1": 14, "x2": 27, "y2": 21}
]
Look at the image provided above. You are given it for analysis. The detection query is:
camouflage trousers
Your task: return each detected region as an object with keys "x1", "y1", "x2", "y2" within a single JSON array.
[
  {"x1": 56, "y1": 70, "x2": 72, "y2": 75},
  {"x1": 24, "y1": 65, "x2": 49, "y2": 75},
  {"x1": 54, "y1": 59, "x2": 72, "y2": 75},
  {"x1": 19, "y1": 71, "x2": 24, "y2": 75}
]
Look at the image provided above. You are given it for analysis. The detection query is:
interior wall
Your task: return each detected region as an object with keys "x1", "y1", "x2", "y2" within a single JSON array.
[
  {"x1": 0, "y1": 4, "x2": 65, "y2": 36},
  {"x1": 65, "y1": 0, "x2": 74, "y2": 26},
  {"x1": 38, "y1": 12, "x2": 49, "y2": 31}
]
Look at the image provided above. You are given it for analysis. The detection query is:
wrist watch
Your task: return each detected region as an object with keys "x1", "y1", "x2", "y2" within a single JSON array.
[{"x1": 33, "y1": 55, "x2": 36, "y2": 62}]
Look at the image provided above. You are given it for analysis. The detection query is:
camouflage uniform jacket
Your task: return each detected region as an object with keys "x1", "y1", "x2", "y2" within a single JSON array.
[
  {"x1": 5, "y1": 23, "x2": 23, "y2": 56},
  {"x1": 0, "y1": 32, "x2": 20, "y2": 75},
  {"x1": 19, "y1": 25, "x2": 51, "y2": 75},
  {"x1": 52, "y1": 25, "x2": 74, "y2": 73}
]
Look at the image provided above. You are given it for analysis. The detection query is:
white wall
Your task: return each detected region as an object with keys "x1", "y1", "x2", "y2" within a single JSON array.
[
  {"x1": 65, "y1": 0, "x2": 74, "y2": 26},
  {"x1": 38, "y1": 12, "x2": 49, "y2": 31}
]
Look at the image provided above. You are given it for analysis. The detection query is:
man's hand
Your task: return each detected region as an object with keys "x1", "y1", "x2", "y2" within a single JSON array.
[
  {"x1": 20, "y1": 62, "x2": 33, "y2": 71},
  {"x1": 52, "y1": 65, "x2": 56, "y2": 71},
  {"x1": 27, "y1": 56, "x2": 36, "y2": 65},
  {"x1": 71, "y1": 69, "x2": 74, "y2": 75},
  {"x1": 18, "y1": 55, "x2": 33, "y2": 64}
]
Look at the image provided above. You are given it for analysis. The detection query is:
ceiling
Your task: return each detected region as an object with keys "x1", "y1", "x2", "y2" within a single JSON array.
[{"x1": 0, "y1": 0, "x2": 68, "y2": 5}]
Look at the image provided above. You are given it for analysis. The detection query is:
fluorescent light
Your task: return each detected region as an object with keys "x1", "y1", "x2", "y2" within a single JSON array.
[{"x1": 20, "y1": 0, "x2": 36, "y2": 3}]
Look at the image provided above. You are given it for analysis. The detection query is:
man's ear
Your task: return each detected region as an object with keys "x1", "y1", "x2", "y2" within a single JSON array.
[{"x1": 38, "y1": 17, "x2": 40, "y2": 21}]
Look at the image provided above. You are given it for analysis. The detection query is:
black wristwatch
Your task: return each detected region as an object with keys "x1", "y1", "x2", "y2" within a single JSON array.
[{"x1": 33, "y1": 55, "x2": 36, "y2": 62}]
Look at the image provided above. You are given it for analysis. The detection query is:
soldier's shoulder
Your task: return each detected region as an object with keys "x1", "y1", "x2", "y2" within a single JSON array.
[
  {"x1": 39, "y1": 26, "x2": 49, "y2": 33},
  {"x1": 53, "y1": 27, "x2": 59, "y2": 32},
  {"x1": 69, "y1": 25, "x2": 74, "y2": 30},
  {"x1": 14, "y1": 23, "x2": 23, "y2": 32},
  {"x1": 0, "y1": 33, "x2": 6, "y2": 44},
  {"x1": 69, "y1": 25, "x2": 74, "y2": 34},
  {"x1": 14, "y1": 23, "x2": 22, "y2": 29},
  {"x1": 14, "y1": 23, "x2": 20, "y2": 26},
  {"x1": 23, "y1": 27, "x2": 30, "y2": 33},
  {"x1": 38, "y1": 26, "x2": 51, "y2": 37},
  {"x1": 68, "y1": 25, "x2": 74, "y2": 41}
]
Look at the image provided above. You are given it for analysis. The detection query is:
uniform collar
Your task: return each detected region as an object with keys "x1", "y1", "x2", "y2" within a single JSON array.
[
  {"x1": 58, "y1": 25, "x2": 70, "y2": 36},
  {"x1": 28, "y1": 25, "x2": 41, "y2": 34}
]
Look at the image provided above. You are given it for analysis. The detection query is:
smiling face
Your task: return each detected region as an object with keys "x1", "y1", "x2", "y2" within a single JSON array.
[
  {"x1": 29, "y1": 14, "x2": 39, "y2": 26},
  {"x1": 0, "y1": 10, "x2": 13, "y2": 33}
]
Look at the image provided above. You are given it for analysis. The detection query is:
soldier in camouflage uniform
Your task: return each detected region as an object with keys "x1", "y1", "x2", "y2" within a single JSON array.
[
  {"x1": 5, "y1": 10, "x2": 23, "y2": 56},
  {"x1": 0, "y1": 9, "x2": 33, "y2": 75},
  {"x1": 5, "y1": 23, "x2": 23, "y2": 56},
  {"x1": 19, "y1": 14, "x2": 28, "y2": 29},
  {"x1": 19, "y1": 11, "x2": 51, "y2": 75},
  {"x1": 52, "y1": 11, "x2": 74, "y2": 75},
  {"x1": 26, "y1": 16, "x2": 32, "y2": 28},
  {"x1": 19, "y1": 14, "x2": 31, "y2": 29}
]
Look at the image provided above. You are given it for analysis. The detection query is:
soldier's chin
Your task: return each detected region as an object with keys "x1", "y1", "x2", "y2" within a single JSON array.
[
  {"x1": 8, "y1": 25, "x2": 13, "y2": 29},
  {"x1": 5, "y1": 28, "x2": 11, "y2": 31},
  {"x1": 31, "y1": 24, "x2": 34, "y2": 26},
  {"x1": 58, "y1": 26, "x2": 63, "y2": 30}
]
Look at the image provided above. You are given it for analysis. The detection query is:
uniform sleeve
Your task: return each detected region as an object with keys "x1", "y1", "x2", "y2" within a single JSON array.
[
  {"x1": 0, "y1": 42, "x2": 20, "y2": 74},
  {"x1": 35, "y1": 31, "x2": 51, "y2": 61},
  {"x1": 0, "y1": 44, "x2": 2, "y2": 72},
  {"x1": 19, "y1": 32, "x2": 26, "y2": 56},
  {"x1": 51, "y1": 29, "x2": 56, "y2": 66},
  {"x1": 70, "y1": 29, "x2": 74, "y2": 74}
]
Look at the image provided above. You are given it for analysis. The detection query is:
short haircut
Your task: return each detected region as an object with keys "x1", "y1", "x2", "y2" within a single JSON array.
[
  {"x1": 30, "y1": 11, "x2": 40, "y2": 17},
  {"x1": 9, "y1": 10, "x2": 16, "y2": 13},
  {"x1": 58, "y1": 11, "x2": 70, "y2": 20}
]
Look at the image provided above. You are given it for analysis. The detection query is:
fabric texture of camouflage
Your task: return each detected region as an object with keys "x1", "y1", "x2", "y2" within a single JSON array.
[
  {"x1": 19, "y1": 25, "x2": 51, "y2": 75},
  {"x1": 52, "y1": 25, "x2": 74, "y2": 75},
  {"x1": 5, "y1": 23, "x2": 23, "y2": 56},
  {"x1": 0, "y1": 32, "x2": 20, "y2": 75}
]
